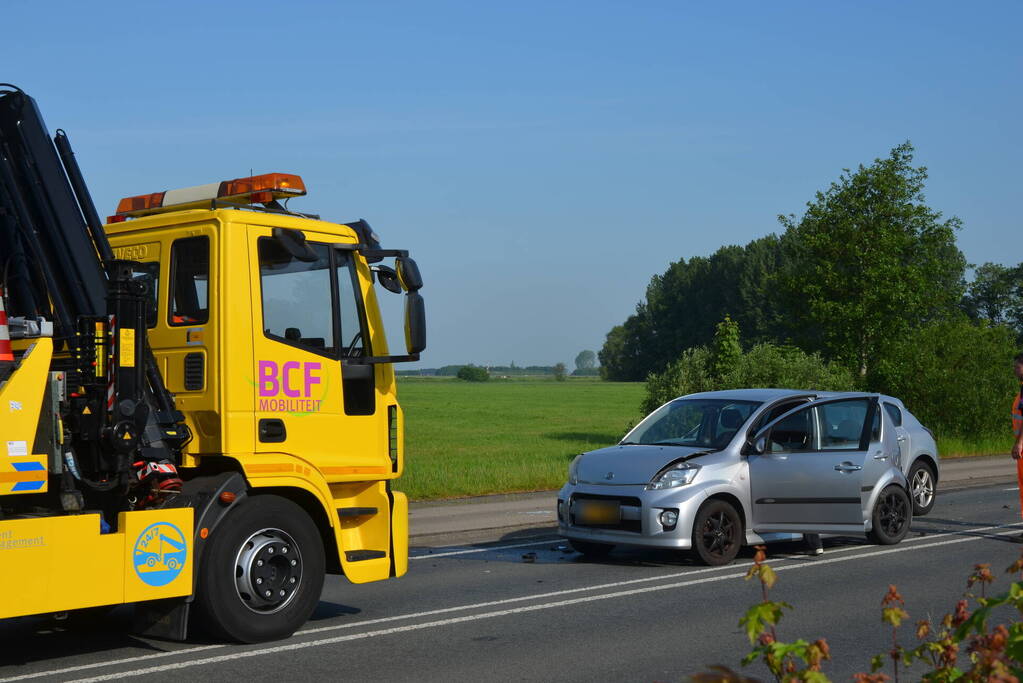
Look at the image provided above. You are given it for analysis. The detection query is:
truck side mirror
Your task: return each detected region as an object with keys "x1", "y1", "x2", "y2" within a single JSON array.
[
  {"x1": 395, "y1": 257, "x2": 422, "y2": 292},
  {"x1": 371, "y1": 265, "x2": 402, "y2": 294},
  {"x1": 404, "y1": 291, "x2": 426, "y2": 354}
]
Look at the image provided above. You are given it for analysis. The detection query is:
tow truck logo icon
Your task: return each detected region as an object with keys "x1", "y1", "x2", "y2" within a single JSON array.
[{"x1": 133, "y1": 522, "x2": 187, "y2": 587}]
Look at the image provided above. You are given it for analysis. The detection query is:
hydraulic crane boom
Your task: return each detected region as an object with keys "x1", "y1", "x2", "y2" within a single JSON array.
[{"x1": 0, "y1": 84, "x2": 188, "y2": 505}]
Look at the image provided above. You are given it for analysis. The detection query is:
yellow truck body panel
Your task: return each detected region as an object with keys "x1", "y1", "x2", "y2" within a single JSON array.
[
  {"x1": 0, "y1": 338, "x2": 52, "y2": 496},
  {"x1": 0, "y1": 508, "x2": 193, "y2": 619}
]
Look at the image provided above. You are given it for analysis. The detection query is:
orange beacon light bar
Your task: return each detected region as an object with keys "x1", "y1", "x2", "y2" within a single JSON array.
[{"x1": 111, "y1": 173, "x2": 306, "y2": 221}]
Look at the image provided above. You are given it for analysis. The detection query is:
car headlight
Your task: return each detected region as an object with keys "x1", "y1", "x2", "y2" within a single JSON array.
[
  {"x1": 568, "y1": 454, "x2": 583, "y2": 485},
  {"x1": 646, "y1": 461, "x2": 701, "y2": 490}
]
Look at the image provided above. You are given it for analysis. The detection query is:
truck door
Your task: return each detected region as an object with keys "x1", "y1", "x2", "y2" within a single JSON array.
[
  {"x1": 748, "y1": 397, "x2": 882, "y2": 530},
  {"x1": 250, "y1": 229, "x2": 384, "y2": 471}
]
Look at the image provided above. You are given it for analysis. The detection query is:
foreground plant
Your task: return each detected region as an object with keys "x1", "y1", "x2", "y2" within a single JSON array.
[{"x1": 690, "y1": 548, "x2": 1023, "y2": 683}]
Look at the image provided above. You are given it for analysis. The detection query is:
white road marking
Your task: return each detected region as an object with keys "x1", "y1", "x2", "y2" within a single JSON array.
[
  {"x1": 60, "y1": 523, "x2": 1021, "y2": 682},
  {"x1": 1004, "y1": 487, "x2": 1019, "y2": 491},
  {"x1": 0, "y1": 646, "x2": 225, "y2": 683}
]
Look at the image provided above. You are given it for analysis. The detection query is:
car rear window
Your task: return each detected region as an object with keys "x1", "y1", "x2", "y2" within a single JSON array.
[{"x1": 883, "y1": 403, "x2": 903, "y2": 427}]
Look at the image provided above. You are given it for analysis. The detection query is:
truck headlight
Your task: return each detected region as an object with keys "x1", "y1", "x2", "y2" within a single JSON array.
[
  {"x1": 646, "y1": 461, "x2": 700, "y2": 490},
  {"x1": 568, "y1": 454, "x2": 583, "y2": 485}
]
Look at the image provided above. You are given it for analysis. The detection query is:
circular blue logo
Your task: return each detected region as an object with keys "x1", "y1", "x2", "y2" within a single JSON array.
[{"x1": 133, "y1": 522, "x2": 187, "y2": 587}]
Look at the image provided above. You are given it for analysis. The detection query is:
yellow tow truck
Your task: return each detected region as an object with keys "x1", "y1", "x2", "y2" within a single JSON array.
[{"x1": 0, "y1": 85, "x2": 425, "y2": 642}]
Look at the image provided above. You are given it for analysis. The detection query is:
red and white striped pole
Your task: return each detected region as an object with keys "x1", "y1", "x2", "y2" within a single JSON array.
[{"x1": 0, "y1": 287, "x2": 15, "y2": 379}]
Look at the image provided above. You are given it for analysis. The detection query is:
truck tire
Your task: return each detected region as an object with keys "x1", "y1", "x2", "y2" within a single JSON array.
[{"x1": 194, "y1": 494, "x2": 325, "y2": 643}]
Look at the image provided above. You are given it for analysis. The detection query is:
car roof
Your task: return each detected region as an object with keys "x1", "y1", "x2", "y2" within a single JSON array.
[{"x1": 674, "y1": 388, "x2": 883, "y2": 403}]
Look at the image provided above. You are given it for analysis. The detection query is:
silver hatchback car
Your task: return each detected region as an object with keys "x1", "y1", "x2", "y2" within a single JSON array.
[{"x1": 557, "y1": 389, "x2": 939, "y2": 565}]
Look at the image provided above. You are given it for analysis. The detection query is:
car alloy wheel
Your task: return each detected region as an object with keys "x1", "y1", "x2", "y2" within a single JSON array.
[
  {"x1": 693, "y1": 500, "x2": 742, "y2": 566},
  {"x1": 909, "y1": 463, "x2": 936, "y2": 515},
  {"x1": 867, "y1": 485, "x2": 912, "y2": 545}
]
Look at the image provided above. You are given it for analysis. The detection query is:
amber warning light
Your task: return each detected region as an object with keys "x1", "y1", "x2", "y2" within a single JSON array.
[{"x1": 110, "y1": 172, "x2": 307, "y2": 221}]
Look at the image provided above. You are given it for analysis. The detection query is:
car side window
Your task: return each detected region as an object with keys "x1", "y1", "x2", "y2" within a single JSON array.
[
  {"x1": 818, "y1": 399, "x2": 871, "y2": 451},
  {"x1": 884, "y1": 403, "x2": 903, "y2": 427},
  {"x1": 767, "y1": 407, "x2": 815, "y2": 453}
]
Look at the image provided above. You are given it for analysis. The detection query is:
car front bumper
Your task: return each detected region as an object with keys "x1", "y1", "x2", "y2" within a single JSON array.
[{"x1": 557, "y1": 481, "x2": 711, "y2": 550}]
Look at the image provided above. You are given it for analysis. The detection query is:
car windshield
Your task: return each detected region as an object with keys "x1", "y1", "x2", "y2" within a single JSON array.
[{"x1": 624, "y1": 398, "x2": 762, "y2": 449}]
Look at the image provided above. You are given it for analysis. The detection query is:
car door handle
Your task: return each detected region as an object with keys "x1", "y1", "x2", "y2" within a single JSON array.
[
  {"x1": 896, "y1": 435, "x2": 907, "y2": 442},
  {"x1": 835, "y1": 462, "x2": 863, "y2": 472},
  {"x1": 873, "y1": 452, "x2": 888, "y2": 461}
]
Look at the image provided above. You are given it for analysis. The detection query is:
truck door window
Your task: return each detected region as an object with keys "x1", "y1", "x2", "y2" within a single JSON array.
[
  {"x1": 258, "y1": 238, "x2": 335, "y2": 355},
  {"x1": 335, "y1": 251, "x2": 369, "y2": 358},
  {"x1": 169, "y1": 236, "x2": 209, "y2": 326}
]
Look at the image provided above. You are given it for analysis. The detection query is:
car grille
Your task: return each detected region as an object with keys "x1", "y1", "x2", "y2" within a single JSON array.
[{"x1": 569, "y1": 493, "x2": 642, "y2": 533}]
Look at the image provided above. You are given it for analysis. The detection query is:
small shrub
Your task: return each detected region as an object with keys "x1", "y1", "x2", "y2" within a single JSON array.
[
  {"x1": 553, "y1": 363, "x2": 568, "y2": 382},
  {"x1": 456, "y1": 365, "x2": 489, "y2": 382},
  {"x1": 868, "y1": 317, "x2": 1017, "y2": 438},
  {"x1": 642, "y1": 344, "x2": 855, "y2": 416}
]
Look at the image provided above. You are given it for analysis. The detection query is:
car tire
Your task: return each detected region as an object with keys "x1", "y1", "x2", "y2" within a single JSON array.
[
  {"x1": 866, "y1": 485, "x2": 912, "y2": 545},
  {"x1": 193, "y1": 495, "x2": 325, "y2": 643},
  {"x1": 692, "y1": 499, "x2": 742, "y2": 566},
  {"x1": 908, "y1": 461, "x2": 937, "y2": 516},
  {"x1": 568, "y1": 539, "x2": 614, "y2": 557}
]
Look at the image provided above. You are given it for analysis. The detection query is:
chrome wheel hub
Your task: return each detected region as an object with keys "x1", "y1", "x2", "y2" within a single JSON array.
[{"x1": 234, "y1": 528, "x2": 303, "y2": 614}]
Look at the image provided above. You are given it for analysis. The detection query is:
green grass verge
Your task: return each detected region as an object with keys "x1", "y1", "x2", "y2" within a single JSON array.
[
  {"x1": 398, "y1": 377, "x2": 645, "y2": 500},
  {"x1": 937, "y1": 433, "x2": 1013, "y2": 458}
]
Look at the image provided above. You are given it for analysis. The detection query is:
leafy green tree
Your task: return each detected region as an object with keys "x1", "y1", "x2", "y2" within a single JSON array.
[
  {"x1": 600, "y1": 235, "x2": 784, "y2": 381},
  {"x1": 552, "y1": 362, "x2": 568, "y2": 381},
  {"x1": 777, "y1": 141, "x2": 966, "y2": 377},
  {"x1": 456, "y1": 364, "x2": 489, "y2": 382},
  {"x1": 574, "y1": 350, "x2": 597, "y2": 371},
  {"x1": 963, "y1": 262, "x2": 1023, "y2": 341},
  {"x1": 709, "y1": 316, "x2": 742, "y2": 380},
  {"x1": 867, "y1": 316, "x2": 1017, "y2": 437},
  {"x1": 641, "y1": 347, "x2": 715, "y2": 414},
  {"x1": 599, "y1": 314, "x2": 655, "y2": 380}
]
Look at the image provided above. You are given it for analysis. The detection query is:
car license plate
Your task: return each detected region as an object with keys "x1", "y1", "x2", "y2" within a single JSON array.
[{"x1": 575, "y1": 499, "x2": 620, "y2": 525}]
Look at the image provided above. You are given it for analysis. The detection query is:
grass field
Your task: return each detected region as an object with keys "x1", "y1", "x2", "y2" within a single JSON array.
[
  {"x1": 397, "y1": 377, "x2": 1013, "y2": 500},
  {"x1": 938, "y1": 433, "x2": 1014, "y2": 458},
  {"x1": 398, "y1": 377, "x2": 646, "y2": 500}
]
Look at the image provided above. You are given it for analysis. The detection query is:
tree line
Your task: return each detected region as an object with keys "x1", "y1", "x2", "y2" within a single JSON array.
[{"x1": 600, "y1": 142, "x2": 1019, "y2": 439}]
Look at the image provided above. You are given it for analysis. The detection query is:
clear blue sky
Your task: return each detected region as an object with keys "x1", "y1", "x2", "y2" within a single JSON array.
[{"x1": 4, "y1": 1, "x2": 1019, "y2": 368}]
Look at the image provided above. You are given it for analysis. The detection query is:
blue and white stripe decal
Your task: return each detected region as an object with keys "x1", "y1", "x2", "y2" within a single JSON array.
[{"x1": 11, "y1": 461, "x2": 46, "y2": 491}]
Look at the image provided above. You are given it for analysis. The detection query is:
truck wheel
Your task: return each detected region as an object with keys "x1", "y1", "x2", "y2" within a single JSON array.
[{"x1": 194, "y1": 495, "x2": 325, "y2": 643}]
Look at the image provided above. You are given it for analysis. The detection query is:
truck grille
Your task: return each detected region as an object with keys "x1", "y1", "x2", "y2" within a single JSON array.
[{"x1": 184, "y1": 352, "x2": 204, "y2": 391}]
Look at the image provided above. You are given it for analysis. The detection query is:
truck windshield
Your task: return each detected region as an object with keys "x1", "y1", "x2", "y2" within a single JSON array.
[{"x1": 624, "y1": 399, "x2": 762, "y2": 450}]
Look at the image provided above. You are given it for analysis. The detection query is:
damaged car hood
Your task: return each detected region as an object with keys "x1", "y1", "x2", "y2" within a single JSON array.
[{"x1": 576, "y1": 444, "x2": 712, "y2": 486}]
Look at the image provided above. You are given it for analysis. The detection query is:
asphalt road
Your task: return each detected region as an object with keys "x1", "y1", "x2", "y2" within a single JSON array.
[{"x1": 3, "y1": 483, "x2": 1023, "y2": 682}]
